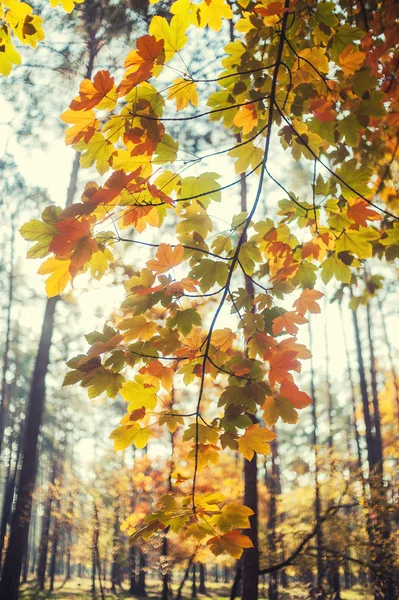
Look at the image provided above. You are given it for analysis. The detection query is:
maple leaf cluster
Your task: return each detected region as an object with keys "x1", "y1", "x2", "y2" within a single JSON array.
[{"x1": 19, "y1": 0, "x2": 399, "y2": 557}]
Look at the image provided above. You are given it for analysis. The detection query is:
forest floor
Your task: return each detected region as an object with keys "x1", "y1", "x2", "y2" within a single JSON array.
[{"x1": 19, "y1": 577, "x2": 373, "y2": 599}]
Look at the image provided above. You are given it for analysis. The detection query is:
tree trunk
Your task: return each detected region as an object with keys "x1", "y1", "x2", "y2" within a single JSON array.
[
  {"x1": 191, "y1": 563, "x2": 197, "y2": 599},
  {"x1": 0, "y1": 434, "x2": 20, "y2": 569},
  {"x1": 137, "y1": 551, "x2": 147, "y2": 597},
  {"x1": 129, "y1": 544, "x2": 136, "y2": 594},
  {"x1": 65, "y1": 499, "x2": 73, "y2": 581},
  {"x1": 30, "y1": 509, "x2": 37, "y2": 574},
  {"x1": 199, "y1": 563, "x2": 206, "y2": 594},
  {"x1": 111, "y1": 510, "x2": 120, "y2": 593},
  {"x1": 91, "y1": 503, "x2": 97, "y2": 594},
  {"x1": 352, "y1": 306, "x2": 397, "y2": 600},
  {"x1": 267, "y1": 440, "x2": 279, "y2": 600},
  {"x1": 339, "y1": 305, "x2": 365, "y2": 480},
  {"x1": 37, "y1": 459, "x2": 57, "y2": 590},
  {"x1": 0, "y1": 214, "x2": 16, "y2": 455},
  {"x1": 309, "y1": 319, "x2": 325, "y2": 599},
  {"x1": 238, "y1": 164, "x2": 259, "y2": 600},
  {"x1": 366, "y1": 301, "x2": 383, "y2": 466},
  {"x1": 176, "y1": 556, "x2": 194, "y2": 600},
  {"x1": 49, "y1": 464, "x2": 62, "y2": 592}
]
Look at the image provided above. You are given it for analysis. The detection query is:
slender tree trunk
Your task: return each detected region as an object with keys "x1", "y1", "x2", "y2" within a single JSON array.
[
  {"x1": 161, "y1": 430, "x2": 174, "y2": 600},
  {"x1": 0, "y1": 435, "x2": 19, "y2": 569},
  {"x1": 49, "y1": 463, "x2": 63, "y2": 592},
  {"x1": 238, "y1": 165, "x2": 258, "y2": 600},
  {"x1": 93, "y1": 502, "x2": 105, "y2": 600},
  {"x1": 199, "y1": 563, "x2": 206, "y2": 594},
  {"x1": 0, "y1": 214, "x2": 16, "y2": 455},
  {"x1": 21, "y1": 541, "x2": 28, "y2": 584},
  {"x1": 176, "y1": 556, "x2": 194, "y2": 600},
  {"x1": 30, "y1": 509, "x2": 37, "y2": 574},
  {"x1": 366, "y1": 301, "x2": 383, "y2": 466},
  {"x1": 137, "y1": 551, "x2": 147, "y2": 597},
  {"x1": 111, "y1": 510, "x2": 119, "y2": 593},
  {"x1": 339, "y1": 305, "x2": 365, "y2": 482},
  {"x1": 65, "y1": 499, "x2": 73, "y2": 581},
  {"x1": 37, "y1": 459, "x2": 57, "y2": 590},
  {"x1": 309, "y1": 320, "x2": 325, "y2": 599},
  {"x1": 91, "y1": 503, "x2": 97, "y2": 594},
  {"x1": 129, "y1": 544, "x2": 136, "y2": 595},
  {"x1": 230, "y1": 566, "x2": 242, "y2": 600},
  {"x1": 352, "y1": 305, "x2": 397, "y2": 600},
  {"x1": 267, "y1": 439, "x2": 279, "y2": 600},
  {"x1": 191, "y1": 563, "x2": 197, "y2": 599}
]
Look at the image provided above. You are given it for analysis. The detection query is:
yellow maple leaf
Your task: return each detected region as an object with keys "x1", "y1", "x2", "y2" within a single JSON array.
[
  {"x1": 0, "y1": 30, "x2": 21, "y2": 76},
  {"x1": 339, "y1": 45, "x2": 366, "y2": 76},
  {"x1": 38, "y1": 257, "x2": 72, "y2": 297},
  {"x1": 298, "y1": 47, "x2": 329, "y2": 74},
  {"x1": 208, "y1": 531, "x2": 253, "y2": 559},
  {"x1": 238, "y1": 424, "x2": 276, "y2": 461},
  {"x1": 60, "y1": 109, "x2": 100, "y2": 145},
  {"x1": 233, "y1": 103, "x2": 259, "y2": 135},
  {"x1": 78, "y1": 132, "x2": 115, "y2": 175},
  {"x1": 168, "y1": 78, "x2": 198, "y2": 111},
  {"x1": 120, "y1": 378, "x2": 158, "y2": 411},
  {"x1": 149, "y1": 15, "x2": 189, "y2": 61},
  {"x1": 117, "y1": 315, "x2": 158, "y2": 341},
  {"x1": 49, "y1": 0, "x2": 84, "y2": 14},
  {"x1": 198, "y1": 0, "x2": 233, "y2": 31},
  {"x1": 110, "y1": 423, "x2": 150, "y2": 451}
]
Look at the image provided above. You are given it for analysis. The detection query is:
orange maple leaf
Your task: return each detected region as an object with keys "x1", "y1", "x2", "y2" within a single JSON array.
[
  {"x1": 347, "y1": 201, "x2": 382, "y2": 226},
  {"x1": 118, "y1": 35, "x2": 165, "y2": 96},
  {"x1": 310, "y1": 97, "x2": 337, "y2": 122},
  {"x1": 279, "y1": 380, "x2": 312, "y2": 409},
  {"x1": 272, "y1": 311, "x2": 308, "y2": 335},
  {"x1": 147, "y1": 244, "x2": 185, "y2": 274},
  {"x1": 277, "y1": 338, "x2": 312, "y2": 360},
  {"x1": 50, "y1": 217, "x2": 91, "y2": 255},
  {"x1": 293, "y1": 289, "x2": 324, "y2": 315},
  {"x1": 88, "y1": 169, "x2": 142, "y2": 207},
  {"x1": 254, "y1": 2, "x2": 289, "y2": 17},
  {"x1": 70, "y1": 70, "x2": 115, "y2": 111},
  {"x1": 233, "y1": 103, "x2": 259, "y2": 135},
  {"x1": 268, "y1": 350, "x2": 301, "y2": 386}
]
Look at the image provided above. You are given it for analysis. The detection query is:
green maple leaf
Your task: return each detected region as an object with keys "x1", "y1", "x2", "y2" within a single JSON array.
[
  {"x1": 314, "y1": 1, "x2": 338, "y2": 26},
  {"x1": 238, "y1": 241, "x2": 262, "y2": 276},
  {"x1": 179, "y1": 172, "x2": 221, "y2": 206},
  {"x1": 337, "y1": 115, "x2": 363, "y2": 147},
  {"x1": 336, "y1": 227, "x2": 379, "y2": 258},
  {"x1": 321, "y1": 255, "x2": 351, "y2": 284},
  {"x1": 331, "y1": 24, "x2": 364, "y2": 58},
  {"x1": 154, "y1": 134, "x2": 179, "y2": 164},
  {"x1": 291, "y1": 262, "x2": 317, "y2": 289},
  {"x1": 167, "y1": 308, "x2": 202, "y2": 336},
  {"x1": 352, "y1": 68, "x2": 378, "y2": 98},
  {"x1": 176, "y1": 203, "x2": 213, "y2": 239},
  {"x1": 380, "y1": 223, "x2": 399, "y2": 247},
  {"x1": 229, "y1": 142, "x2": 263, "y2": 174},
  {"x1": 190, "y1": 259, "x2": 229, "y2": 292},
  {"x1": 336, "y1": 159, "x2": 372, "y2": 201}
]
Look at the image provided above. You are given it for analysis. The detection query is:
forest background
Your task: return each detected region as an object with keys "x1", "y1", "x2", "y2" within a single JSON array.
[{"x1": 0, "y1": 0, "x2": 398, "y2": 599}]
